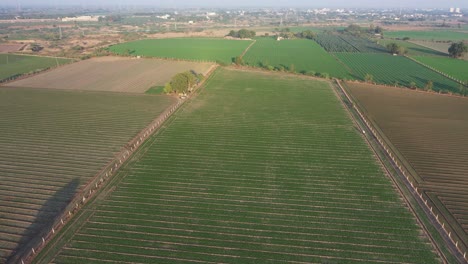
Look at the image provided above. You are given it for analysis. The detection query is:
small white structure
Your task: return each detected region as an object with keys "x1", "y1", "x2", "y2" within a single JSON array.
[
  {"x1": 277, "y1": 36, "x2": 284, "y2": 41},
  {"x1": 61, "y1": 16, "x2": 101, "y2": 22}
]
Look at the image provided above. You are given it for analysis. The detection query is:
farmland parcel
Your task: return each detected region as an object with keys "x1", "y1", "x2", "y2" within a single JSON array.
[
  {"x1": 108, "y1": 38, "x2": 252, "y2": 64},
  {"x1": 36, "y1": 69, "x2": 438, "y2": 263},
  {"x1": 0, "y1": 54, "x2": 71, "y2": 82},
  {"x1": 413, "y1": 56, "x2": 468, "y2": 82},
  {"x1": 7, "y1": 57, "x2": 215, "y2": 93},
  {"x1": 0, "y1": 87, "x2": 174, "y2": 263},
  {"x1": 243, "y1": 38, "x2": 351, "y2": 78},
  {"x1": 345, "y1": 82, "x2": 468, "y2": 256},
  {"x1": 335, "y1": 53, "x2": 460, "y2": 93}
]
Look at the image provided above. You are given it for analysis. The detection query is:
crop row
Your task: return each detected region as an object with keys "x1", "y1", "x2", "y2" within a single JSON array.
[
  {"x1": 0, "y1": 87, "x2": 174, "y2": 263},
  {"x1": 46, "y1": 69, "x2": 439, "y2": 264},
  {"x1": 314, "y1": 34, "x2": 386, "y2": 53}
]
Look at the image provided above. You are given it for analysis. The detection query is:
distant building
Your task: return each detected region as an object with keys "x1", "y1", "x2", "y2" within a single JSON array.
[
  {"x1": 449, "y1": 7, "x2": 455, "y2": 13},
  {"x1": 61, "y1": 16, "x2": 101, "y2": 22},
  {"x1": 455, "y1": 7, "x2": 461, "y2": 13}
]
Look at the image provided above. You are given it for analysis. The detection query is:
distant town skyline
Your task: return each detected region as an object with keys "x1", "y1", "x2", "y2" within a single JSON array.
[{"x1": 2, "y1": 0, "x2": 468, "y2": 9}]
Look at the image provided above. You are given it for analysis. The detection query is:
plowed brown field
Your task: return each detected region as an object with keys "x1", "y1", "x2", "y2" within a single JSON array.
[{"x1": 7, "y1": 56, "x2": 214, "y2": 93}]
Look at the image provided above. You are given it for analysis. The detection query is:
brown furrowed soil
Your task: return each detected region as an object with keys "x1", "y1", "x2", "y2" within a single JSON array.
[
  {"x1": 345, "y1": 82, "x2": 468, "y2": 255},
  {"x1": 6, "y1": 56, "x2": 214, "y2": 93}
]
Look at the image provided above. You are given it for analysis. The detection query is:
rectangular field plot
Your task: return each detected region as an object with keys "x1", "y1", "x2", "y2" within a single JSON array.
[
  {"x1": 108, "y1": 38, "x2": 252, "y2": 64},
  {"x1": 7, "y1": 56, "x2": 214, "y2": 93},
  {"x1": 335, "y1": 53, "x2": 460, "y2": 93},
  {"x1": 0, "y1": 88, "x2": 174, "y2": 263},
  {"x1": 345, "y1": 82, "x2": 468, "y2": 255},
  {"x1": 0, "y1": 54, "x2": 71, "y2": 81},
  {"x1": 413, "y1": 56, "x2": 468, "y2": 82},
  {"x1": 314, "y1": 34, "x2": 387, "y2": 53},
  {"x1": 384, "y1": 30, "x2": 468, "y2": 42},
  {"x1": 377, "y1": 39, "x2": 447, "y2": 57},
  {"x1": 243, "y1": 37, "x2": 351, "y2": 78},
  {"x1": 44, "y1": 69, "x2": 438, "y2": 264}
]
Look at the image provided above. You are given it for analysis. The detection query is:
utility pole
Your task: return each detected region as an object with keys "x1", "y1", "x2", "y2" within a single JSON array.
[{"x1": 59, "y1": 26, "x2": 63, "y2": 40}]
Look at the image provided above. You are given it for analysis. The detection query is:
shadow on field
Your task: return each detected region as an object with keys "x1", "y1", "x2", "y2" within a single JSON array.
[{"x1": 7, "y1": 178, "x2": 80, "y2": 264}]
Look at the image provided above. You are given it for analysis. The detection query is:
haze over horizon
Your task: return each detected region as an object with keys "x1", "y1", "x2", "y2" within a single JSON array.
[{"x1": 1, "y1": 0, "x2": 468, "y2": 9}]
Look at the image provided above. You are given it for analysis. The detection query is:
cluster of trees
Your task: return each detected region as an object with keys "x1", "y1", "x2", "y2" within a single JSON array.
[
  {"x1": 386, "y1": 43, "x2": 407, "y2": 55},
  {"x1": 275, "y1": 28, "x2": 315, "y2": 40},
  {"x1": 448, "y1": 42, "x2": 468, "y2": 58},
  {"x1": 163, "y1": 71, "x2": 204, "y2": 94},
  {"x1": 227, "y1": 29, "x2": 256, "y2": 39},
  {"x1": 343, "y1": 24, "x2": 383, "y2": 36}
]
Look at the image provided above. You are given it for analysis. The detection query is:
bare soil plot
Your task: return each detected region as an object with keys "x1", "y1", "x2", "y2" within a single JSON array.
[
  {"x1": 0, "y1": 87, "x2": 174, "y2": 263},
  {"x1": 0, "y1": 43, "x2": 26, "y2": 53},
  {"x1": 7, "y1": 56, "x2": 214, "y2": 93},
  {"x1": 345, "y1": 82, "x2": 468, "y2": 254}
]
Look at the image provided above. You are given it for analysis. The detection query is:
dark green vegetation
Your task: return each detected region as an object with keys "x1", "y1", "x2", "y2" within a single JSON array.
[
  {"x1": 0, "y1": 87, "x2": 174, "y2": 263},
  {"x1": 314, "y1": 33, "x2": 386, "y2": 53},
  {"x1": 448, "y1": 41, "x2": 468, "y2": 58},
  {"x1": 0, "y1": 54, "x2": 71, "y2": 82},
  {"x1": 227, "y1": 29, "x2": 256, "y2": 39},
  {"x1": 108, "y1": 38, "x2": 252, "y2": 64},
  {"x1": 39, "y1": 69, "x2": 438, "y2": 263},
  {"x1": 346, "y1": 82, "x2": 468, "y2": 257},
  {"x1": 163, "y1": 70, "x2": 203, "y2": 94},
  {"x1": 145, "y1": 85, "x2": 164, "y2": 94},
  {"x1": 413, "y1": 56, "x2": 468, "y2": 82},
  {"x1": 384, "y1": 30, "x2": 468, "y2": 41},
  {"x1": 243, "y1": 37, "x2": 351, "y2": 78},
  {"x1": 335, "y1": 53, "x2": 460, "y2": 92}
]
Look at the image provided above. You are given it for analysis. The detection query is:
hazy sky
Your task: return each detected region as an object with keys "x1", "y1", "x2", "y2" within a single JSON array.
[{"x1": 2, "y1": 0, "x2": 468, "y2": 9}]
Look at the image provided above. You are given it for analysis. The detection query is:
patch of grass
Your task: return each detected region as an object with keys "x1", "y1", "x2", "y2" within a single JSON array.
[{"x1": 145, "y1": 85, "x2": 165, "y2": 94}]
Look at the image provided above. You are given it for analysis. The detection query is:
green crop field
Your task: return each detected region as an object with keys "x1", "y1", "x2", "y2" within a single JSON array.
[
  {"x1": 413, "y1": 56, "x2": 468, "y2": 82},
  {"x1": 108, "y1": 38, "x2": 252, "y2": 64},
  {"x1": 243, "y1": 37, "x2": 351, "y2": 78},
  {"x1": 36, "y1": 68, "x2": 438, "y2": 264},
  {"x1": 377, "y1": 39, "x2": 447, "y2": 56},
  {"x1": 0, "y1": 54, "x2": 71, "y2": 81},
  {"x1": 335, "y1": 53, "x2": 460, "y2": 92},
  {"x1": 0, "y1": 87, "x2": 174, "y2": 263},
  {"x1": 314, "y1": 34, "x2": 386, "y2": 53},
  {"x1": 384, "y1": 30, "x2": 468, "y2": 41}
]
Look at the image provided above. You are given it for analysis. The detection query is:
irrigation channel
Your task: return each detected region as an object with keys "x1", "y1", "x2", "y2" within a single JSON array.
[
  {"x1": 334, "y1": 80, "x2": 468, "y2": 264},
  {"x1": 18, "y1": 66, "x2": 219, "y2": 264}
]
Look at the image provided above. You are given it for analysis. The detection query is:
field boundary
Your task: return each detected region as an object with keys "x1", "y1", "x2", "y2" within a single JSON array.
[
  {"x1": 239, "y1": 39, "x2": 256, "y2": 59},
  {"x1": 19, "y1": 65, "x2": 219, "y2": 264},
  {"x1": 335, "y1": 80, "x2": 467, "y2": 263}
]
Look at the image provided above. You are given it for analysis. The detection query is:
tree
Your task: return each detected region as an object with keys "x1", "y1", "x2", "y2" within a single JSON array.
[
  {"x1": 448, "y1": 42, "x2": 468, "y2": 58},
  {"x1": 386, "y1": 43, "x2": 406, "y2": 55},
  {"x1": 460, "y1": 82, "x2": 467, "y2": 96},
  {"x1": 374, "y1": 26, "x2": 383, "y2": 34},
  {"x1": 233, "y1": 56, "x2": 244, "y2": 66},
  {"x1": 296, "y1": 30, "x2": 315, "y2": 39},
  {"x1": 364, "y1": 73, "x2": 374, "y2": 83},
  {"x1": 409, "y1": 81, "x2": 417, "y2": 89},
  {"x1": 227, "y1": 29, "x2": 256, "y2": 39},
  {"x1": 163, "y1": 82, "x2": 173, "y2": 94},
  {"x1": 425, "y1": 80, "x2": 433, "y2": 91}
]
